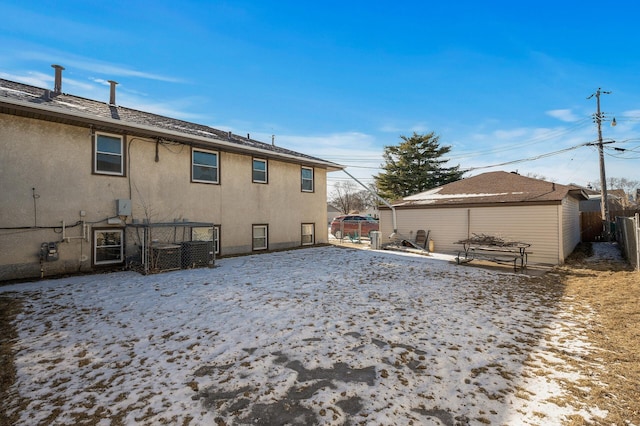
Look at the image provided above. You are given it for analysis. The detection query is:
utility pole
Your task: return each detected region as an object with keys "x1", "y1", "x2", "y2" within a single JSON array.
[{"x1": 587, "y1": 88, "x2": 612, "y2": 240}]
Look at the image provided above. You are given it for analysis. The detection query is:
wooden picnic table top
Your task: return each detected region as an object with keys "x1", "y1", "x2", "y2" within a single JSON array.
[
  {"x1": 466, "y1": 245, "x2": 528, "y2": 252},
  {"x1": 455, "y1": 239, "x2": 530, "y2": 249}
]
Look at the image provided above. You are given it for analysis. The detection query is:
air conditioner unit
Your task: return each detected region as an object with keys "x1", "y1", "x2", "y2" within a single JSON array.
[
  {"x1": 181, "y1": 241, "x2": 213, "y2": 268},
  {"x1": 150, "y1": 243, "x2": 181, "y2": 271}
]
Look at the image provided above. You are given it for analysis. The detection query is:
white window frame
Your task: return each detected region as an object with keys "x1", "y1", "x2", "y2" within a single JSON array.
[
  {"x1": 191, "y1": 225, "x2": 221, "y2": 255},
  {"x1": 252, "y1": 224, "x2": 268, "y2": 251},
  {"x1": 301, "y1": 223, "x2": 315, "y2": 246},
  {"x1": 192, "y1": 148, "x2": 219, "y2": 184},
  {"x1": 301, "y1": 166, "x2": 314, "y2": 192},
  {"x1": 252, "y1": 158, "x2": 268, "y2": 183},
  {"x1": 94, "y1": 132, "x2": 124, "y2": 176},
  {"x1": 93, "y1": 229, "x2": 124, "y2": 265}
]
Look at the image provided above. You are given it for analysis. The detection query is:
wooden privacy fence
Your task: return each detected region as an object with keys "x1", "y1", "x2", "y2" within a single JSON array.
[
  {"x1": 581, "y1": 211, "x2": 604, "y2": 242},
  {"x1": 581, "y1": 209, "x2": 640, "y2": 242}
]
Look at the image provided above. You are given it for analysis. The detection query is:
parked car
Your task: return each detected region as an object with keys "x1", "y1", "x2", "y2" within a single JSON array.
[{"x1": 330, "y1": 215, "x2": 379, "y2": 239}]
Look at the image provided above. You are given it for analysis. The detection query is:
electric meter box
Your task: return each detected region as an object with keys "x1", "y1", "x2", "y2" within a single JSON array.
[{"x1": 116, "y1": 199, "x2": 132, "y2": 216}]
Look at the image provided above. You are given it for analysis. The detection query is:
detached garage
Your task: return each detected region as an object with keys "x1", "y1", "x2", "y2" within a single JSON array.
[{"x1": 378, "y1": 171, "x2": 588, "y2": 266}]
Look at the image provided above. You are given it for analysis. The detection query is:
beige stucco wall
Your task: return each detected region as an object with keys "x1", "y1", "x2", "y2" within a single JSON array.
[
  {"x1": 0, "y1": 114, "x2": 328, "y2": 280},
  {"x1": 379, "y1": 203, "x2": 568, "y2": 265}
]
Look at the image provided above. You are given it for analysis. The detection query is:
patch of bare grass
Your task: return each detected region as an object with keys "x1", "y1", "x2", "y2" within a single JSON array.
[
  {"x1": 0, "y1": 295, "x2": 24, "y2": 426},
  {"x1": 561, "y1": 267, "x2": 640, "y2": 423},
  {"x1": 551, "y1": 243, "x2": 640, "y2": 424}
]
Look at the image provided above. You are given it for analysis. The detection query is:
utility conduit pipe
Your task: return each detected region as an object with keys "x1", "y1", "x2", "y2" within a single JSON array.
[{"x1": 341, "y1": 170, "x2": 397, "y2": 238}]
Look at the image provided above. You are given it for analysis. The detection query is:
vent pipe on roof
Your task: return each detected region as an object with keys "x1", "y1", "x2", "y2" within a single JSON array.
[
  {"x1": 51, "y1": 64, "x2": 64, "y2": 94},
  {"x1": 247, "y1": 133, "x2": 250, "y2": 139},
  {"x1": 108, "y1": 80, "x2": 118, "y2": 105}
]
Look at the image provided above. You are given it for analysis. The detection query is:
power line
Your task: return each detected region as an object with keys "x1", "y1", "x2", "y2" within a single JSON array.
[
  {"x1": 330, "y1": 139, "x2": 609, "y2": 176},
  {"x1": 325, "y1": 117, "x2": 596, "y2": 165},
  {"x1": 462, "y1": 142, "x2": 591, "y2": 172},
  {"x1": 447, "y1": 117, "x2": 593, "y2": 160},
  {"x1": 329, "y1": 164, "x2": 381, "y2": 170},
  {"x1": 329, "y1": 134, "x2": 638, "y2": 179},
  {"x1": 605, "y1": 144, "x2": 640, "y2": 159},
  {"x1": 326, "y1": 113, "x2": 637, "y2": 183}
]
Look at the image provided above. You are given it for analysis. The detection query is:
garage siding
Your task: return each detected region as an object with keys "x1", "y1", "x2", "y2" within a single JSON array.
[
  {"x1": 379, "y1": 208, "x2": 469, "y2": 252},
  {"x1": 380, "y1": 204, "x2": 562, "y2": 265}
]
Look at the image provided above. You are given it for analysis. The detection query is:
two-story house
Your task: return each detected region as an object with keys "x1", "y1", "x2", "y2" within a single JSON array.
[{"x1": 0, "y1": 65, "x2": 343, "y2": 281}]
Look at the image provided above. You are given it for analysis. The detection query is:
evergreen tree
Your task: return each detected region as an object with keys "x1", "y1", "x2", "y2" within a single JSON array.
[{"x1": 375, "y1": 132, "x2": 464, "y2": 200}]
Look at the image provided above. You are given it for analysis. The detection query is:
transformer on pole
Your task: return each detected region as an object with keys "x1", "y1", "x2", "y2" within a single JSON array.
[{"x1": 587, "y1": 88, "x2": 614, "y2": 240}]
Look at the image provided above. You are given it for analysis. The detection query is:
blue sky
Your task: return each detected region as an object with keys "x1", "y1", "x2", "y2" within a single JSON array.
[{"x1": 2, "y1": 0, "x2": 639, "y2": 193}]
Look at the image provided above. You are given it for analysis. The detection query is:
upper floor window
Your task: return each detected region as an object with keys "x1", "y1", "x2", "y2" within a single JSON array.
[
  {"x1": 253, "y1": 158, "x2": 268, "y2": 183},
  {"x1": 301, "y1": 166, "x2": 314, "y2": 192},
  {"x1": 192, "y1": 149, "x2": 219, "y2": 184},
  {"x1": 94, "y1": 132, "x2": 124, "y2": 176}
]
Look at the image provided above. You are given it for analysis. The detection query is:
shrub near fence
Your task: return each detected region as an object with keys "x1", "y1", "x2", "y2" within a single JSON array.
[{"x1": 615, "y1": 214, "x2": 640, "y2": 271}]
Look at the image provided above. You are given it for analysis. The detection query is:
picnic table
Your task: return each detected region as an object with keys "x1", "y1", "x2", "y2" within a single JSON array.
[{"x1": 455, "y1": 236, "x2": 530, "y2": 272}]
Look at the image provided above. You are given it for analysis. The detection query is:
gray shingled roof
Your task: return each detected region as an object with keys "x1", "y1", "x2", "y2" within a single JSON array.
[
  {"x1": 391, "y1": 171, "x2": 588, "y2": 208},
  {"x1": 0, "y1": 78, "x2": 343, "y2": 170}
]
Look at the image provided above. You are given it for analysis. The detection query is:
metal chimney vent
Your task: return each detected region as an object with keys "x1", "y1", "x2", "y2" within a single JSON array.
[
  {"x1": 108, "y1": 80, "x2": 118, "y2": 105},
  {"x1": 51, "y1": 64, "x2": 65, "y2": 94}
]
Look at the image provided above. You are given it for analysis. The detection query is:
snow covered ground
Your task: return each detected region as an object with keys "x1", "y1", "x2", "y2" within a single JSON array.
[{"x1": 2, "y1": 245, "x2": 610, "y2": 425}]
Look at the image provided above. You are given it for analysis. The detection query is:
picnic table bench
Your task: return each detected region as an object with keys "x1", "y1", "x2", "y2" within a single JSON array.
[{"x1": 455, "y1": 237, "x2": 530, "y2": 272}]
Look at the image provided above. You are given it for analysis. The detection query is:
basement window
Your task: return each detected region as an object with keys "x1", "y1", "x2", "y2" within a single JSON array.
[
  {"x1": 252, "y1": 224, "x2": 268, "y2": 251},
  {"x1": 94, "y1": 133, "x2": 124, "y2": 176},
  {"x1": 301, "y1": 223, "x2": 315, "y2": 245},
  {"x1": 94, "y1": 229, "x2": 124, "y2": 265},
  {"x1": 191, "y1": 225, "x2": 221, "y2": 255}
]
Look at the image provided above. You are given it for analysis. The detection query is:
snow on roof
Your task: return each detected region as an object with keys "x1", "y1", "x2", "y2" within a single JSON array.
[
  {"x1": 0, "y1": 78, "x2": 343, "y2": 170},
  {"x1": 404, "y1": 189, "x2": 515, "y2": 201},
  {"x1": 393, "y1": 171, "x2": 586, "y2": 207}
]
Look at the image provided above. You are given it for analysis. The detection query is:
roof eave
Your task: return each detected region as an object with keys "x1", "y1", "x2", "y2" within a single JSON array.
[
  {"x1": 0, "y1": 97, "x2": 345, "y2": 171},
  {"x1": 381, "y1": 199, "x2": 564, "y2": 209},
  {"x1": 568, "y1": 188, "x2": 590, "y2": 201}
]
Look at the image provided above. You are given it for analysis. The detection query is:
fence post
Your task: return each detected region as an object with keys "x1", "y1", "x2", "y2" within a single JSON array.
[{"x1": 633, "y1": 213, "x2": 640, "y2": 271}]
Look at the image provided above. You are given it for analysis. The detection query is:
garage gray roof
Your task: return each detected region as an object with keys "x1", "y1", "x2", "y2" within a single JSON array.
[{"x1": 390, "y1": 171, "x2": 588, "y2": 208}]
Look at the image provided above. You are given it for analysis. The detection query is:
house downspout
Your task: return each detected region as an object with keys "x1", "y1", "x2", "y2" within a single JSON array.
[{"x1": 341, "y1": 169, "x2": 397, "y2": 238}]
